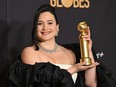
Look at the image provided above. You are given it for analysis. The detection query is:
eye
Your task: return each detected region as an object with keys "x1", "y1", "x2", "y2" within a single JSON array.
[
  {"x1": 37, "y1": 22, "x2": 42, "y2": 25},
  {"x1": 48, "y1": 22, "x2": 53, "y2": 25}
]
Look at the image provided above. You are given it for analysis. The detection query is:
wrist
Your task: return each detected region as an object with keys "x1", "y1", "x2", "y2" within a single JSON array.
[{"x1": 67, "y1": 65, "x2": 78, "y2": 75}]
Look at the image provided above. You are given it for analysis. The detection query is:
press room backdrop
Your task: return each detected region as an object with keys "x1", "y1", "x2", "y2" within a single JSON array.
[{"x1": 0, "y1": 0, "x2": 116, "y2": 87}]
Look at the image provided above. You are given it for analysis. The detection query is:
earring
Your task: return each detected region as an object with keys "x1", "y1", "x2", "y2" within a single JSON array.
[{"x1": 55, "y1": 29, "x2": 59, "y2": 36}]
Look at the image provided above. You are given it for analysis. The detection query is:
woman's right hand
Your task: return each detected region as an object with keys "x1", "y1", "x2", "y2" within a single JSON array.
[
  {"x1": 74, "y1": 62, "x2": 99, "y2": 72},
  {"x1": 67, "y1": 62, "x2": 99, "y2": 74}
]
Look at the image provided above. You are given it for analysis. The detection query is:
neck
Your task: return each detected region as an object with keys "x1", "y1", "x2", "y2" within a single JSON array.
[{"x1": 38, "y1": 40, "x2": 58, "y2": 53}]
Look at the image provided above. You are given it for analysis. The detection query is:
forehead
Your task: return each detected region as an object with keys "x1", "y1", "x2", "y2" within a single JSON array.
[{"x1": 38, "y1": 11, "x2": 55, "y2": 21}]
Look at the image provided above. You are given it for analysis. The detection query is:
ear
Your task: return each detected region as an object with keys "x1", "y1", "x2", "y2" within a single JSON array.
[{"x1": 56, "y1": 24, "x2": 59, "y2": 30}]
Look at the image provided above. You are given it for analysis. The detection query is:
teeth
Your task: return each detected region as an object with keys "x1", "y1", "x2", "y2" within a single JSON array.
[{"x1": 41, "y1": 31, "x2": 50, "y2": 35}]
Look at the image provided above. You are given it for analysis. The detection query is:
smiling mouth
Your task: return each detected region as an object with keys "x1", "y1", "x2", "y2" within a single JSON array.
[{"x1": 41, "y1": 31, "x2": 51, "y2": 35}]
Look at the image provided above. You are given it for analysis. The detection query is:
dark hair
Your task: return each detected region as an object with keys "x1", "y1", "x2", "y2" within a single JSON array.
[{"x1": 32, "y1": 4, "x2": 59, "y2": 50}]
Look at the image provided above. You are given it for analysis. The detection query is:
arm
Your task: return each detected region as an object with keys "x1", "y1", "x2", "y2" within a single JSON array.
[
  {"x1": 21, "y1": 46, "x2": 39, "y2": 65},
  {"x1": 84, "y1": 28, "x2": 97, "y2": 87},
  {"x1": 67, "y1": 29, "x2": 99, "y2": 87},
  {"x1": 84, "y1": 50, "x2": 97, "y2": 87}
]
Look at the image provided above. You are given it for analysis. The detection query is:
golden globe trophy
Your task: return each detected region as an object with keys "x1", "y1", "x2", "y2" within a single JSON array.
[{"x1": 77, "y1": 21, "x2": 92, "y2": 65}]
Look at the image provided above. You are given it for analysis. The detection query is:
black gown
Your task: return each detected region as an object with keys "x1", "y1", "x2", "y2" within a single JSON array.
[{"x1": 7, "y1": 43, "x2": 116, "y2": 87}]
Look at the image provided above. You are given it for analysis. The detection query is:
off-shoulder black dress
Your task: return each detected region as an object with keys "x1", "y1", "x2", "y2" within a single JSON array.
[{"x1": 7, "y1": 43, "x2": 116, "y2": 87}]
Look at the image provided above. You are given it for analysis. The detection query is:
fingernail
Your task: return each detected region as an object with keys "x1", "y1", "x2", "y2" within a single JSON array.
[{"x1": 96, "y1": 62, "x2": 100, "y2": 65}]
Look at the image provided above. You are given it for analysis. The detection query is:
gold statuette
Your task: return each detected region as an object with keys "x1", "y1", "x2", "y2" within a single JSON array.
[{"x1": 77, "y1": 21, "x2": 92, "y2": 65}]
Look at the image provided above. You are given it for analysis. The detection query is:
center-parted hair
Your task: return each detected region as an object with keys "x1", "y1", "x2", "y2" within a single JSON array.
[{"x1": 32, "y1": 4, "x2": 59, "y2": 50}]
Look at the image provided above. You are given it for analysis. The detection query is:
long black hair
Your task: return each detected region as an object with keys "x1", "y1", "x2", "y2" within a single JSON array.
[{"x1": 32, "y1": 4, "x2": 59, "y2": 50}]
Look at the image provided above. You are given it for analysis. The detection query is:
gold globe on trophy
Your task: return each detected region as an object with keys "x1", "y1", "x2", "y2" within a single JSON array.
[{"x1": 77, "y1": 21, "x2": 92, "y2": 65}]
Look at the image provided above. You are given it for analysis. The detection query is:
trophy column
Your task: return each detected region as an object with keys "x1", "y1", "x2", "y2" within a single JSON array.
[{"x1": 77, "y1": 21, "x2": 92, "y2": 66}]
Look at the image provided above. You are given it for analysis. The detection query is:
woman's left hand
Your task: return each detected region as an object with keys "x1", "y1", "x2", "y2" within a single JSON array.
[{"x1": 80, "y1": 27, "x2": 92, "y2": 50}]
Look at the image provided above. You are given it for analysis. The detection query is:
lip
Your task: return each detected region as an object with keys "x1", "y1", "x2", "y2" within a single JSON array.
[{"x1": 41, "y1": 31, "x2": 51, "y2": 35}]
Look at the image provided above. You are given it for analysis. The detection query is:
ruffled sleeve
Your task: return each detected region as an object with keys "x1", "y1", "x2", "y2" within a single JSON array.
[
  {"x1": 8, "y1": 43, "x2": 116, "y2": 87},
  {"x1": 63, "y1": 43, "x2": 116, "y2": 87},
  {"x1": 7, "y1": 56, "x2": 74, "y2": 87}
]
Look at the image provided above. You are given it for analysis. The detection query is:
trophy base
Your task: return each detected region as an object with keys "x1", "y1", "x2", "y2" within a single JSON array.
[{"x1": 80, "y1": 57, "x2": 92, "y2": 66}]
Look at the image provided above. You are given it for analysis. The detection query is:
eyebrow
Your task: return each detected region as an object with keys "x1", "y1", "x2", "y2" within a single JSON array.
[
  {"x1": 47, "y1": 20, "x2": 54, "y2": 22},
  {"x1": 38, "y1": 20, "x2": 54, "y2": 22}
]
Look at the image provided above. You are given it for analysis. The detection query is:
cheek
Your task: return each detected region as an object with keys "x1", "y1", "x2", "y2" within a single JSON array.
[
  {"x1": 52, "y1": 27, "x2": 57, "y2": 34},
  {"x1": 36, "y1": 26, "x2": 42, "y2": 32},
  {"x1": 36, "y1": 28, "x2": 41, "y2": 37},
  {"x1": 52, "y1": 25, "x2": 58, "y2": 30}
]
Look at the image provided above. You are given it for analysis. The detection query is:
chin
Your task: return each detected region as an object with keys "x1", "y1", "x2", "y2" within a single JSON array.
[{"x1": 40, "y1": 37, "x2": 54, "y2": 42}]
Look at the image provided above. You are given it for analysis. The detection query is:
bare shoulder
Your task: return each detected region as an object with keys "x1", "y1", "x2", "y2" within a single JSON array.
[
  {"x1": 60, "y1": 45, "x2": 76, "y2": 65},
  {"x1": 21, "y1": 46, "x2": 39, "y2": 65}
]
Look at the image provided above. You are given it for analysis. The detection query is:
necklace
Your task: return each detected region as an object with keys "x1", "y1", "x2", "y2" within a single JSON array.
[{"x1": 37, "y1": 43, "x2": 58, "y2": 53}]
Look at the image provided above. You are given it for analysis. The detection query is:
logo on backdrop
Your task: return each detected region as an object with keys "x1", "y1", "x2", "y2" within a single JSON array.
[
  {"x1": 96, "y1": 52, "x2": 104, "y2": 59},
  {"x1": 50, "y1": 0, "x2": 90, "y2": 8}
]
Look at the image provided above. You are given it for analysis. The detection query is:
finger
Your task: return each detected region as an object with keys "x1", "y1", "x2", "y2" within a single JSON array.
[
  {"x1": 87, "y1": 27, "x2": 91, "y2": 36},
  {"x1": 82, "y1": 36, "x2": 90, "y2": 40},
  {"x1": 87, "y1": 62, "x2": 99, "y2": 68},
  {"x1": 80, "y1": 61, "x2": 87, "y2": 66},
  {"x1": 84, "y1": 65, "x2": 95, "y2": 69},
  {"x1": 80, "y1": 65, "x2": 94, "y2": 70},
  {"x1": 84, "y1": 38, "x2": 92, "y2": 42},
  {"x1": 81, "y1": 35, "x2": 89, "y2": 38},
  {"x1": 79, "y1": 34, "x2": 90, "y2": 40},
  {"x1": 81, "y1": 35, "x2": 90, "y2": 39},
  {"x1": 94, "y1": 62, "x2": 100, "y2": 66}
]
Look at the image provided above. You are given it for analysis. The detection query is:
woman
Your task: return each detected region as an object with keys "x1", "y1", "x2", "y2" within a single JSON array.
[{"x1": 7, "y1": 4, "x2": 116, "y2": 87}]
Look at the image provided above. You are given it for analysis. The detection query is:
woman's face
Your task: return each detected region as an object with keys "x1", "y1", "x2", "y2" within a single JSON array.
[{"x1": 36, "y1": 11, "x2": 59, "y2": 42}]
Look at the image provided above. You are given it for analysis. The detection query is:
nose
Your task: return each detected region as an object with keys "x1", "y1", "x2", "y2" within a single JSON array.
[{"x1": 42, "y1": 23, "x2": 48, "y2": 30}]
